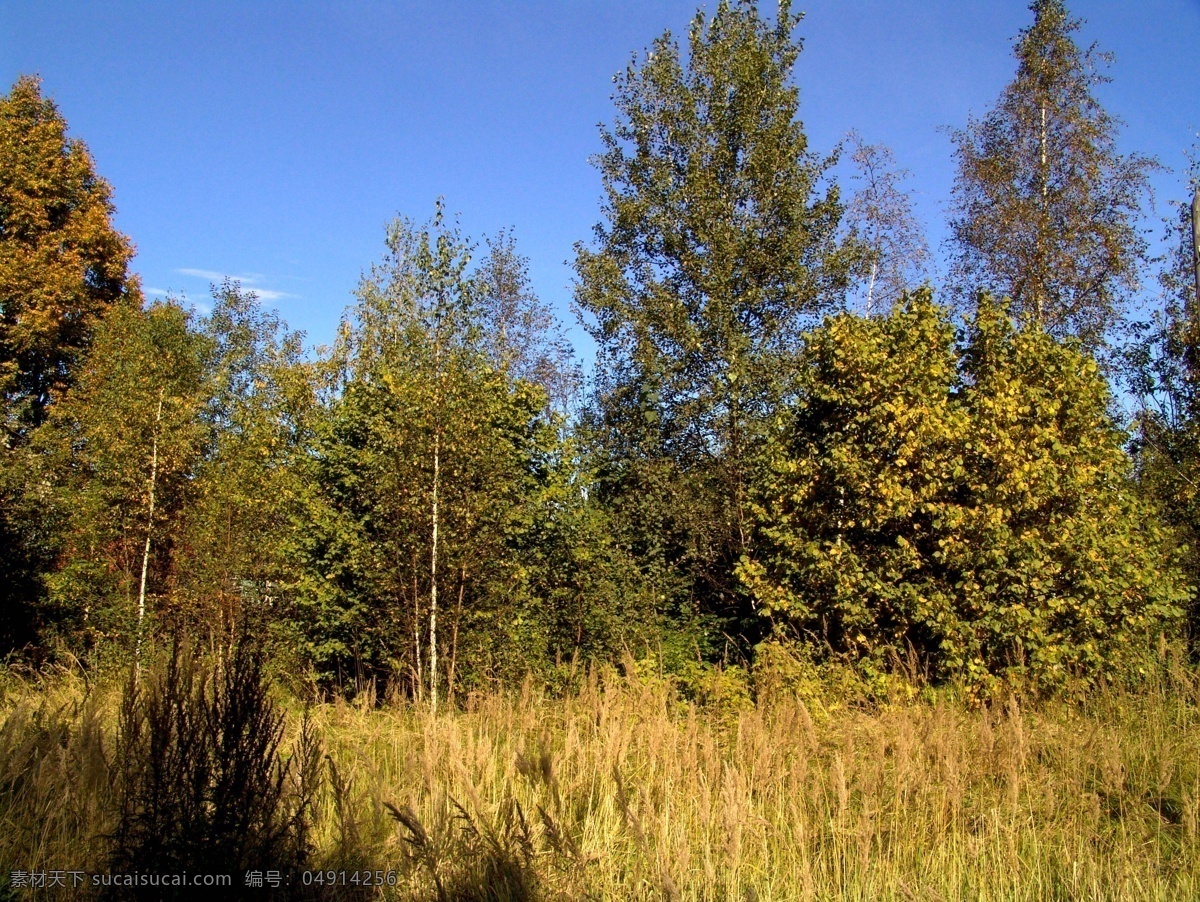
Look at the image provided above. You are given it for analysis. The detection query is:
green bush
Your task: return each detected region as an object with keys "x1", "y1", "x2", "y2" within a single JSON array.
[{"x1": 740, "y1": 293, "x2": 1187, "y2": 695}]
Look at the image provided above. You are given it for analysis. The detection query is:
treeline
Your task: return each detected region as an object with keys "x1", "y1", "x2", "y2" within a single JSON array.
[{"x1": 2, "y1": 0, "x2": 1198, "y2": 700}]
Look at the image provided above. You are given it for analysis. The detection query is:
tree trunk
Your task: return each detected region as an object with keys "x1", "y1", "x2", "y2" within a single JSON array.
[
  {"x1": 135, "y1": 389, "x2": 164, "y2": 675},
  {"x1": 1188, "y1": 189, "x2": 1200, "y2": 387},
  {"x1": 447, "y1": 566, "x2": 465, "y2": 704},
  {"x1": 1034, "y1": 100, "x2": 1049, "y2": 326},
  {"x1": 1191, "y1": 190, "x2": 1199, "y2": 320},
  {"x1": 412, "y1": 551, "x2": 422, "y2": 700},
  {"x1": 429, "y1": 429, "x2": 440, "y2": 714}
]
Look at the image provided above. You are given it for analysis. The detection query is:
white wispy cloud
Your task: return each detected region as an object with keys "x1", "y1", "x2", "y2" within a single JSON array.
[
  {"x1": 176, "y1": 267, "x2": 235, "y2": 281},
  {"x1": 174, "y1": 268, "x2": 296, "y2": 300},
  {"x1": 145, "y1": 287, "x2": 171, "y2": 297}
]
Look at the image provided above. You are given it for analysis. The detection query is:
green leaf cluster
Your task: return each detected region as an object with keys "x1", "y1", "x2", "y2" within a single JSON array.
[
  {"x1": 741, "y1": 292, "x2": 1186, "y2": 694},
  {"x1": 575, "y1": 0, "x2": 857, "y2": 643}
]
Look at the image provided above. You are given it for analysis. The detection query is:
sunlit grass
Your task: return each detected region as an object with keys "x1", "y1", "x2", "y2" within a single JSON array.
[{"x1": 2, "y1": 650, "x2": 1198, "y2": 900}]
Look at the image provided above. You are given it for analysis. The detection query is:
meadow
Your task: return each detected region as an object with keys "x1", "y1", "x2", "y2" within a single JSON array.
[{"x1": 2, "y1": 643, "x2": 1198, "y2": 901}]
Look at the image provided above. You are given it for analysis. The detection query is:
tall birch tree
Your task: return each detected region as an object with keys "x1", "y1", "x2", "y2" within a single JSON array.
[
  {"x1": 30, "y1": 300, "x2": 206, "y2": 653},
  {"x1": 946, "y1": 0, "x2": 1156, "y2": 348},
  {"x1": 842, "y1": 132, "x2": 930, "y2": 314},
  {"x1": 297, "y1": 208, "x2": 560, "y2": 699}
]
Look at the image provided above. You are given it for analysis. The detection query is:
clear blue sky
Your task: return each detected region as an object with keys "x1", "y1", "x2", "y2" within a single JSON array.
[{"x1": 3, "y1": 1, "x2": 1198, "y2": 359}]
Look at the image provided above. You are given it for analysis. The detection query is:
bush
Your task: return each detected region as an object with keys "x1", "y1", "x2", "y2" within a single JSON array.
[
  {"x1": 740, "y1": 293, "x2": 1187, "y2": 695},
  {"x1": 109, "y1": 636, "x2": 317, "y2": 891}
]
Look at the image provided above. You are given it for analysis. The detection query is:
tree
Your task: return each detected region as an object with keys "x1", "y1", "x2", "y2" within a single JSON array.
[
  {"x1": 574, "y1": 0, "x2": 856, "y2": 645},
  {"x1": 741, "y1": 293, "x2": 1185, "y2": 695},
  {"x1": 0, "y1": 76, "x2": 138, "y2": 442},
  {"x1": 842, "y1": 131, "x2": 931, "y2": 314},
  {"x1": 0, "y1": 76, "x2": 140, "y2": 655},
  {"x1": 172, "y1": 281, "x2": 311, "y2": 642},
  {"x1": 1124, "y1": 149, "x2": 1200, "y2": 642},
  {"x1": 29, "y1": 300, "x2": 207, "y2": 655},
  {"x1": 476, "y1": 230, "x2": 579, "y2": 417},
  {"x1": 946, "y1": 0, "x2": 1156, "y2": 348},
  {"x1": 292, "y1": 209, "x2": 563, "y2": 701}
]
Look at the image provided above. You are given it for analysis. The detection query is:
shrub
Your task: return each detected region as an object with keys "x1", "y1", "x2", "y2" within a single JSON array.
[
  {"x1": 109, "y1": 635, "x2": 317, "y2": 889},
  {"x1": 740, "y1": 293, "x2": 1187, "y2": 694}
]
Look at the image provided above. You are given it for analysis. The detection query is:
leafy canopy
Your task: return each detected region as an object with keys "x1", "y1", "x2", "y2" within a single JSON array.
[
  {"x1": 575, "y1": 0, "x2": 857, "y2": 643},
  {"x1": 0, "y1": 76, "x2": 138, "y2": 440},
  {"x1": 946, "y1": 0, "x2": 1156, "y2": 348},
  {"x1": 741, "y1": 292, "x2": 1185, "y2": 694}
]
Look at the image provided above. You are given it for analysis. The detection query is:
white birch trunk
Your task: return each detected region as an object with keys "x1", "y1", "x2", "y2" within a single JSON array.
[
  {"x1": 1191, "y1": 190, "x2": 1199, "y2": 312},
  {"x1": 429, "y1": 428, "x2": 439, "y2": 713},
  {"x1": 1036, "y1": 101, "x2": 1048, "y2": 326},
  {"x1": 135, "y1": 389, "x2": 164, "y2": 674}
]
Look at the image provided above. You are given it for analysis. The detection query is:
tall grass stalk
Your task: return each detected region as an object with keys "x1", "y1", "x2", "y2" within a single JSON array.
[{"x1": 2, "y1": 650, "x2": 1198, "y2": 899}]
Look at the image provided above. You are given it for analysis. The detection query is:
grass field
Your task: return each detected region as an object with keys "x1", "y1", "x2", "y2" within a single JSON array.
[{"x1": 2, "y1": 648, "x2": 1198, "y2": 900}]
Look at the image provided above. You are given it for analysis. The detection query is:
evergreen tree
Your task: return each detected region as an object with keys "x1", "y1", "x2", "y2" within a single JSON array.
[
  {"x1": 946, "y1": 0, "x2": 1156, "y2": 348},
  {"x1": 575, "y1": 0, "x2": 856, "y2": 649},
  {"x1": 0, "y1": 76, "x2": 138, "y2": 441}
]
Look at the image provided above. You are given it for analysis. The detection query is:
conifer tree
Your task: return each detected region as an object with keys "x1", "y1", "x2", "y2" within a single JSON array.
[{"x1": 946, "y1": 0, "x2": 1155, "y2": 347}]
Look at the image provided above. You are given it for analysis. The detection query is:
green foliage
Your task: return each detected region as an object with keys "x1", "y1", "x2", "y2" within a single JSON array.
[
  {"x1": 506, "y1": 437, "x2": 660, "y2": 675},
  {"x1": 0, "y1": 461, "x2": 56, "y2": 655},
  {"x1": 172, "y1": 281, "x2": 312, "y2": 640},
  {"x1": 476, "y1": 229, "x2": 579, "y2": 418},
  {"x1": 575, "y1": 0, "x2": 857, "y2": 647},
  {"x1": 0, "y1": 75, "x2": 140, "y2": 657},
  {"x1": 741, "y1": 292, "x2": 1186, "y2": 694},
  {"x1": 29, "y1": 300, "x2": 208, "y2": 653},
  {"x1": 946, "y1": 0, "x2": 1156, "y2": 347},
  {"x1": 2, "y1": 3, "x2": 1188, "y2": 712},
  {"x1": 1124, "y1": 155, "x2": 1200, "y2": 642},
  {"x1": 290, "y1": 210, "x2": 594, "y2": 694}
]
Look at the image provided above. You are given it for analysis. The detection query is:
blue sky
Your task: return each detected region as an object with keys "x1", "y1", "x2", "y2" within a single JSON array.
[{"x1": 3, "y1": 1, "x2": 1198, "y2": 360}]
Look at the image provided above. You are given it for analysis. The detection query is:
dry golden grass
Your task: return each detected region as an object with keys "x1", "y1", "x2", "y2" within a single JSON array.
[{"x1": 2, "y1": 651, "x2": 1199, "y2": 900}]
